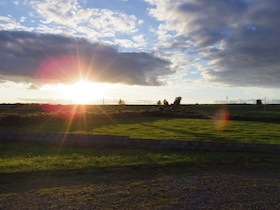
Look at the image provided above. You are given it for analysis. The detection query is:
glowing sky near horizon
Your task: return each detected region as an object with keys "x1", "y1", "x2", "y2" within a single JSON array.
[{"x1": 0, "y1": 0, "x2": 279, "y2": 104}]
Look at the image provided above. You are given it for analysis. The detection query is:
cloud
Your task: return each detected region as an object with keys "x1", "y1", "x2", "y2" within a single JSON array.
[
  {"x1": 0, "y1": 30, "x2": 172, "y2": 86},
  {"x1": 26, "y1": 83, "x2": 39, "y2": 90},
  {"x1": 146, "y1": 0, "x2": 280, "y2": 88},
  {"x1": 0, "y1": 16, "x2": 28, "y2": 31},
  {"x1": 26, "y1": 0, "x2": 140, "y2": 38},
  {"x1": 114, "y1": 34, "x2": 147, "y2": 49},
  {"x1": 18, "y1": 97, "x2": 67, "y2": 104}
]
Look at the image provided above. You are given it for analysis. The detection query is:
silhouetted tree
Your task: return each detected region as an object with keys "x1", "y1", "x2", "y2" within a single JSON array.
[
  {"x1": 157, "y1": 100, "x2": 163, "y2": 110},
  {"x1": 118, "y1": 99, "x2": 125, "y2": 113},
  {"x1": 163, "y1": 99, "x2": 169, "y2": 107},
  {"x1": 256, "y1": 99, "x2": 262, "y2": 105},
  {"x1": 173, "y1": 96, "x2": 182, "y2": 109}
]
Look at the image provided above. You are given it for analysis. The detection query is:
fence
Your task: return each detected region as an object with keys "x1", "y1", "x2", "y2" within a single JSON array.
[{"x1": 0, "y1": 131, "x2": 279, "y2": 153}]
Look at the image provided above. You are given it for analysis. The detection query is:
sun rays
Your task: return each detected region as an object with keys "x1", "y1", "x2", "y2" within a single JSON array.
[{"x1": 68, "y1": 80, "x2": 98, "y2": 104}]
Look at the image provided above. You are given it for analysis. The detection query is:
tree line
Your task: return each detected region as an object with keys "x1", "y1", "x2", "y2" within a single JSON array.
[
  {"x1": 157, "y1": 96, "x2": 182, "y2": 109},
  {"x1": 117, "y1": 96, "x2": 182, "y2": 113}
]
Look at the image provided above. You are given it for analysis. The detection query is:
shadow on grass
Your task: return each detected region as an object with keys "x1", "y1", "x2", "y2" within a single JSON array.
[
  {"x1": 0, "y1": 163, "x2": 195, "y2": 193},
  {"x1": 0, "y1": 116, "x2": 170, "y2": 133},
  {"x1": 1, "y1": 157, "x2": 280, "y2": 195}
]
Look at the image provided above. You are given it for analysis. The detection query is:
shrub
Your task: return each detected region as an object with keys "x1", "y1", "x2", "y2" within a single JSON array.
[{"x1": 0, "y1": 114, "x2": 25, "y2": 126}]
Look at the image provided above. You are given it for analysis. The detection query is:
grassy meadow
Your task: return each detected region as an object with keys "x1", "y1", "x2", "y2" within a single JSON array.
[
  {"x1": 1, "y1": 103, "x2": 280, "y2": 209},
  {"x1": 0, "y1": 104, "x2": 280, "y2": 173},
  {"x1": 1, "y1": 141, "x2": 279, "y2": 173},
  {"x1": 0, "y1": 103, "x2": 279, "y2": 144},
  {"x1": 0, "y1": 103, "x2": 279, "y2": 173}
]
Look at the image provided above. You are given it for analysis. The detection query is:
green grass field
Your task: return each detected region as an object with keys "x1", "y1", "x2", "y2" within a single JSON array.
[
  {"x1": 1, "y1": 116, "x2": 279, "y2": 144},
  {"x1": 0, "y1": 103, "x2": 279, "y2": 173},
  {"x1": 1, "y1": 142, "x2": 279, "y2": 173},
  {"x1": 0, "y1": 104, "x2": 280, "y2": 144},
  {"x1": 1, "y1": 104, "x2": 280, "y2": 209},
  {"x1": 91, "y1": 118, "x2": 280, "y2": 144}
]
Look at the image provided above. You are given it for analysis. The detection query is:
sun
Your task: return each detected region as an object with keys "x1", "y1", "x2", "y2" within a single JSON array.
[
  {"x1": 69, "y1": 81, "x2": 92, "y2": 104},
  {"x1": 60, "y1": 80, "x2": 104, "y2": 104}
]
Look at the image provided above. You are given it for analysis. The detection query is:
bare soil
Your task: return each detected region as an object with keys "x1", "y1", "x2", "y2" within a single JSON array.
[{"x1": 1, "y1": 163, "x2": 280, "y2": 209}]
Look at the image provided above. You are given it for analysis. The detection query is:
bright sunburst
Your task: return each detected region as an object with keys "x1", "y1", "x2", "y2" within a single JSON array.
[{"x1": 59, "y1": 80, "x2": 104, "y2": 104}]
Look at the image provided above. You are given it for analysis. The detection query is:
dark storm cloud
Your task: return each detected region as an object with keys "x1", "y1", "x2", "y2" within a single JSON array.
[
  {"x1": 160, "y1": 0, "x2": 280, "y2": 87},
  {"x1": 175, "y1": 0, "x2": 249, "y2": 48},
  {"x1": 0, "y1": 30, "x2": 172, "y2": 85}
]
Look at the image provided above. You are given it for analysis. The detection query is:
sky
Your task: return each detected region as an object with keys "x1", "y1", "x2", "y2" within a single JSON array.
[{"x1": 0, "y1": 0, "x2": 279, "y2": 104}]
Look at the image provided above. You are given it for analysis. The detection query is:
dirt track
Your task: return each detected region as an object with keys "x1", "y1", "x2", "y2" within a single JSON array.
[{"x1": 1, "y1": 164, "x2": 280, "y2": 209}]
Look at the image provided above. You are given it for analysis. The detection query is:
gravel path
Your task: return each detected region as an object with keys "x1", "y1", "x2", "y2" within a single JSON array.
[{"x1": 1, "y1": 166, "x2": 280, "y2": 209}]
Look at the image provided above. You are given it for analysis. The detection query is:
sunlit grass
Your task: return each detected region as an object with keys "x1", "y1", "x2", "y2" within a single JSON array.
[
  {"x1": 0, "y1": 142, "x2": 195, "y2": 173},
  {"x1": 2, "y1": 117, "x2": 280, "y2": 144},
  {"x1": 1, "y1": 142, "x2": 278, "y2": 173},
  {"x1": 0, "y1": 102, "x2": 279, "y2": 145},
  {"x1": 90, "y1": 118, "x2": 280, "y2": 144}
]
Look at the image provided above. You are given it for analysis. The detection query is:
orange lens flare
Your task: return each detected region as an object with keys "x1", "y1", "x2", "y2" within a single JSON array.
[
  {"x1": 40, "y1": 104, "x2": 87, "y2": 119},
  {"x1": 213, "y1": 106, "x2": 230, "y2": 133},
  {"x1": 36, "y1": 55, "x2": 91, "y2": 83}
]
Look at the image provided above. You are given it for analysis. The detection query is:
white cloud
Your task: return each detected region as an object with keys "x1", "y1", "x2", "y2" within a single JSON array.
[
  {"x1": 28, "y1": 0, "x2": 80, "y2": 25},
  {"x1": 114, "y1": 35, "x2": 147, "y2": 49},
  {"x1": 138, "y1": 19, "x2": 144, "y2": 25},
  {"x1": 20, "y1": 17, "x2": 26, "y2": 23},
  {"x1": 0, "y1": 16, "x2": 28, "y2": 30},
  {"x1": 26, "y1": 0, "x2": 141, "y2": 39},
  {"x1": 114, "y1": 38, "x2": 135, "y2": 48},
  {"x1": 12, "y1": 1, "x2": 20, "y2": 5},
  {"x1": 132, "y1": 34, "x2": 147, "y2": 47}
]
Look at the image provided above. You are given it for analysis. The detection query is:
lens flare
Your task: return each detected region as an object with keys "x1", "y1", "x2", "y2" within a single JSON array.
[
  {"x1": 213, "y1": 106, "x2": 230, "y2": 133},
  {"x1": 36, "y1": 55, "x2": 91, "y2": 83}
]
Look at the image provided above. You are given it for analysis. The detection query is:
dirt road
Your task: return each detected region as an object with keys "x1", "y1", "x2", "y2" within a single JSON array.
[{"x1": 1, "y1": 164, "x2": 280, "y2": 209}]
